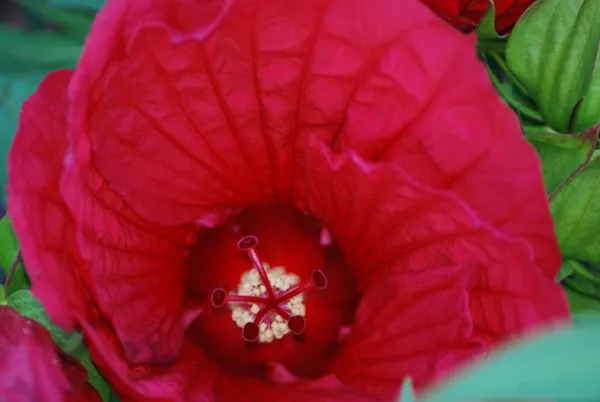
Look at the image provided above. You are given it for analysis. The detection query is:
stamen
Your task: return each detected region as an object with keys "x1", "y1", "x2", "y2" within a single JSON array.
[
  {"x1": 211, "y1": 288, "x2": 267, "y2": 308},
  {"x1": 211, "y1": 235, "x2": 328, "y2": 342},
  {"x1": 238, "y1": 236, "x2": 276, "y2": 300}
]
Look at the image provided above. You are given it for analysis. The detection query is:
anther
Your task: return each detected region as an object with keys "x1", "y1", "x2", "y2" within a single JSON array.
[
  {"x1": 211, "y1": 288, "x2": 226, "y2": 308},
  {"x1": 287, "y1": 315, "x2": 306, "y2": 334},
  {"x1": 211, "y1": 235, "x2": 328, "y2": 342},
  {"x1": 242, "y1": 322, "x2": 260, "y2": 342}
]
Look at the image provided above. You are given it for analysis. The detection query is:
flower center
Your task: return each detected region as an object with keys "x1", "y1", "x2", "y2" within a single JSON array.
[
  {"x1": 210, "y1": 235, "x2": 328, "y2": 343},
  {"x1": 184, "y1": 205, "x2": 359, "y2": 378}
]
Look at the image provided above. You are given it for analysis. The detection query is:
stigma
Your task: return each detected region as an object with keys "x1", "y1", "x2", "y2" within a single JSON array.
[{"x1": 211, "y1": 235, "x2": 327, "y2": 343}]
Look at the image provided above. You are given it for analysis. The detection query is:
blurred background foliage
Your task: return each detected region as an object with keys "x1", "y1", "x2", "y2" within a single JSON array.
[
  {"x1": 0, "y1": 0, "x2": 102, "y2": 211},
  {"x1": 0, "y1": 0, "x2": 102, "y2": 285}
]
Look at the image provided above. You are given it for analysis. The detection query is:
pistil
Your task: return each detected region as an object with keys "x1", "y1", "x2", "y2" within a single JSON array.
[{"x1": 211, "y1": 235, "x2": 327, "y2": 342}]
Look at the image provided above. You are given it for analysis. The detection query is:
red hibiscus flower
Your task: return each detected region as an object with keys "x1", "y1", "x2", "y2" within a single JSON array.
[
  {"x1": 0, "y1": 306, "x2": 100, "y2": 402},
  {"x1": 421, "y1": 0, "x2": 536, "y2": 33},
  {"x1": 7, "y1": 0, "x2": 568, "y2": 400}
]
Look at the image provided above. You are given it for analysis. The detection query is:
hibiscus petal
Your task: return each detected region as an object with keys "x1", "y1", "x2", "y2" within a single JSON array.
[
  {"x1": 335, "y1": 267, "x2": 484, "y2": 397},
  {"x1": 66, "y1": 0, "x2": 451, "y2": 225},
  {"x1": 61, "y1": 137, "x2": 197, "y2": 365},
  {"x1": 58, "y1": 349, "x2": 102, "y2": 402},
  {"x1": 8, "y1": 68, "x2": 194, "y2": 366},
  {"x1": 86, "y1": 327, "x2": 379, "y2": 402},
  {"x1": 364, "y1": 35, "x2": 560, "y2": 279},
  {"x1": 0, "y1": 306, "x2": 98, "y2": 402},
  {"x1": 5, "y1": 71, "x2": 144, "y2": 398},
  {"x1": 302, "y1": 142, "x2": 569, "y2": 398},
  {"x1": 81, "y1": 326, "x2": 220, "y2": 402},
  {"x1": 69, "y1": 0, "x2": 558, "y2": 281},
  {"x1": 7, "y1": 70, "x2": 93, "y2": 330},
  {"x1": 215, "y1": 373, "x2": 380, "y2": 402}
]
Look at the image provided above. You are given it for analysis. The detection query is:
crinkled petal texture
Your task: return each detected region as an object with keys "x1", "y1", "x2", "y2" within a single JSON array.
[
  {"x1": 303, "y1": 143, "x2": 568, "y2": 395},
  {"x1": 420, "y1": 0, "x2": 537, "y2": 33},
  {"x1": 7, "y1": 70, "x2": 94, "y2": 331},
  {"x1": 0, "y1": 307, "x2": 100, "y2": 402},
  {"x1": 7, "y1": 65, "x2": 375, "y2": 402},
  {"x1": 7, "y1": 0, "x2": 569, "y2": 401}
]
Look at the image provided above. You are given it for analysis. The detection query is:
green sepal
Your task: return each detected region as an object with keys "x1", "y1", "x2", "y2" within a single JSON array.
[
  {"x1": 551, "y1": 156, "x2": 600, "y2": 266},
  {"x1": 527, "y1": 127, "x2": 598, "y2": 196},
  {"x1": 477, "y1": 1, "x2": 507, "y2": 55}
]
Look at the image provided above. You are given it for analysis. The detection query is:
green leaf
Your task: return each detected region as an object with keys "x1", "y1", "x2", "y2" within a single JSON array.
[
  {"x1": 0, "y1": 286, "x2": 5, "y2": 305},
  {"x1": 0, "y1": 26, "x2": 81, "y2": 73},
  {"x1": 551, "y1": 157, "x2": 600, "y2": 265},
  {"x1": 0, "y1": 216, "x2": 18, "y2": 274},
  {"x1": 483, "y1": 53, "x2": 544, "y2": 124},
  {"x1": 574, "y1": 51, "x2": 600, "y2": 132},
  {"x1": 0, "y1": 73, "x2": 47, "y2": 204},
  {"x1": 47, "y1": 0, "x2": 105, "y2": 11},
  {"x1": 527, "y1": 128, "x2": 598, "y2": 196},
  {"x1": 7, "y1": 289, "x2": 56, "y2": 330},
  {"x1": 568, "y1": 288, "x2": 600, "y2": 316},
  {"x1": 557, "y1": 259, "x2": 582, "y2": 282},
  {"x1": 7, "y1": 290, "x2": 112, "y2": 401},
  {"x1": 4, "y1": 258, "x2": 29, "y2": 296},
  {"x1": 15, "y1": 0, "x2": 94, "y2": 42},
  {"x1": 564, "y1": 266, "x2": 600, "y2": 315},
  {"x1": 0, "y1": 217, "x2": 29, "y2": 296},
  {"x1": 522, "y1": 124, "x2": 557, "y2": 135},
  {"x1": 505, "y1": 0, "x2": 600, "y2": 132},
  {"x1": 421, "y1": 315, "x2": 600, "y2": 401},
  {"x1": 108, "y1": 391, "x2": 121, "y2": 402},
  {"x1": 70, "y1": 341, "x2": 112, "y2": 401}
]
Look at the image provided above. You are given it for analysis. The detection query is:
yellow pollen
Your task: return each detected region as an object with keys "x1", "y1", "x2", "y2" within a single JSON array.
[{"x1": 229, "y1": 263, "x2": 306, "y2": 343}]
